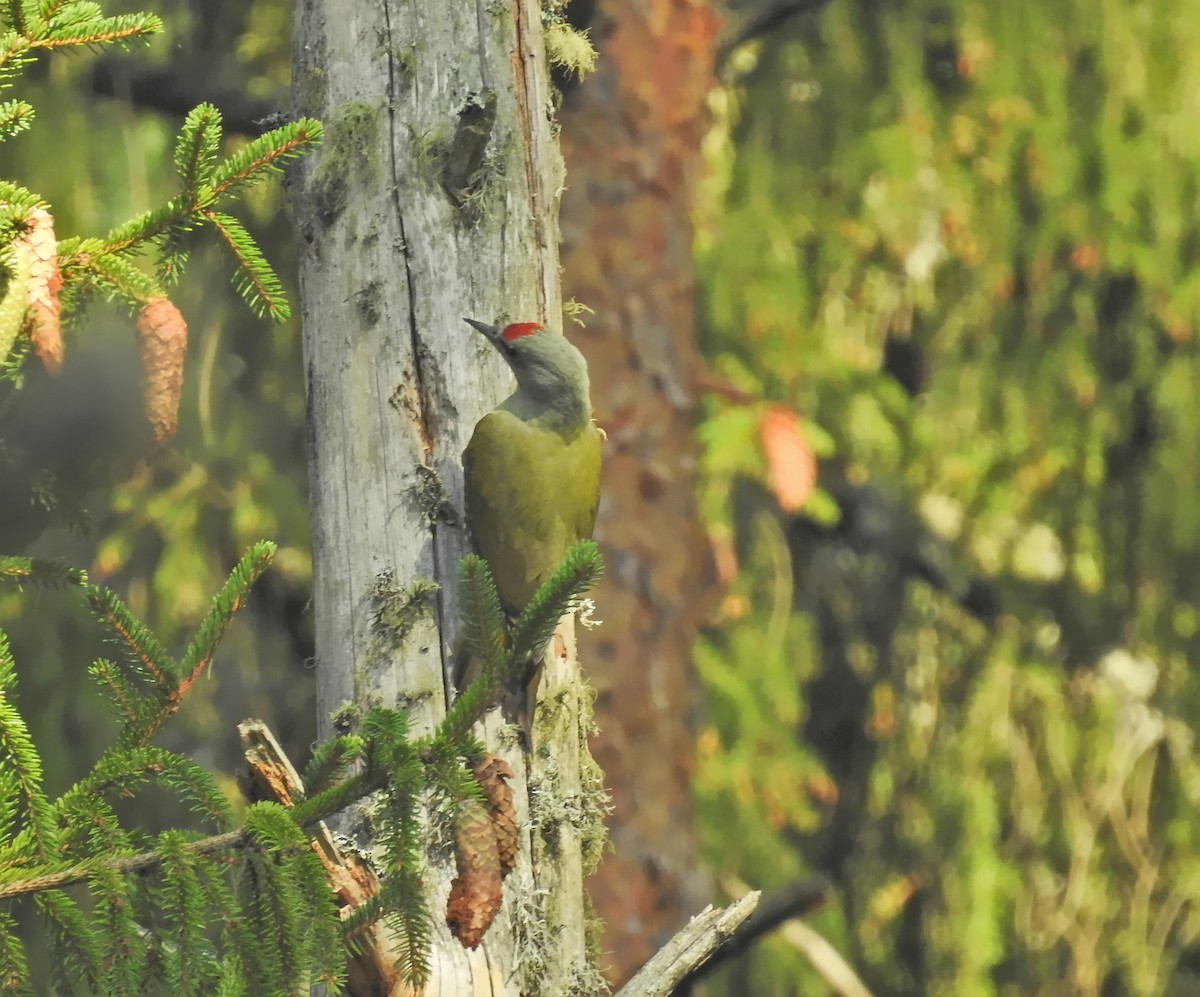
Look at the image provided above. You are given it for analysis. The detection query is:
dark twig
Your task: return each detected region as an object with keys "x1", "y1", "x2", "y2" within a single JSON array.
[{"x1": 718, "y1": 0, "x2": 836, "y2": 71}]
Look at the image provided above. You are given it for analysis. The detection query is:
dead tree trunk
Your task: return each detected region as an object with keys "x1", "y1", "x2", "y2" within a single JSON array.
[{"x1": 289, "y1": 2, "x2": 596, "y2": 991}]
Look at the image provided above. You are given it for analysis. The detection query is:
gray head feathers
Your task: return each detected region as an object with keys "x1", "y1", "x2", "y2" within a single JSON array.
[{"x1": 464, "y1": 318, "x2": 593, "y2": 431}]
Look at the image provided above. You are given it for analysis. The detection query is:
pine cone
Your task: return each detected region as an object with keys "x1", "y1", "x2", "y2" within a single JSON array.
[
  {"x1": 445, "y1": 798, "x2": 502, "y2": 949},
  {"x1": 472, "y1": 754, "x2": 518, "y2": 878},
  {"x1": 136, "y1": 297, "x2": 188, "y2": 444},
  {"x1": 18, "y1": 208, "x2": 63, "y2": 372}
]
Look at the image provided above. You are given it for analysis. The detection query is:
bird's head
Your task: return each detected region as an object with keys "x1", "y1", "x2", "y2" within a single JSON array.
[{"x1": 464, "y1": 317, "x2": 592, "y2": 423}]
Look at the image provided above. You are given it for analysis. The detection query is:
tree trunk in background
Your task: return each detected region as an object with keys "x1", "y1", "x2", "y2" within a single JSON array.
[
  {"x1": 559, "y1": 0, "x2": 721, "y2": 983},
  {"x1": 290, "y1": 2, "x2": 591, "y2": 991}
]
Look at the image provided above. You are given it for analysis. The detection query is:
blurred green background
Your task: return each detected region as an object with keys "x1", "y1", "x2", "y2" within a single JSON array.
[
  {"x1": 695, "y1": 3, "x2": 1200, "y2": 994},
  {"x1": 3, "y1": 1, "x2": 1200, "y2": 994}
]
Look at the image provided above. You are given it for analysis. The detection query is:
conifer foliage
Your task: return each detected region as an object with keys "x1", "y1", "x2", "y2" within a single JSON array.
[
  {"x1": 0, "y1": 541, "x2": 603, "y2": 994},
  {"x1": 0, "y1": 543, "x2": 352, "y2": 996},
  {"x1": 0, "y1": 0, "x2": 321, "y2": 444}
]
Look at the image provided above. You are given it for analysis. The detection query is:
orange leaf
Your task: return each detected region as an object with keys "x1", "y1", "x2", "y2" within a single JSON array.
[{"x1": 759, "y1": 406, "x2": 817, "y2": 513}]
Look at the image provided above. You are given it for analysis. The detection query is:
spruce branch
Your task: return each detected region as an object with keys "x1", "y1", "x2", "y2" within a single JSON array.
[
  {"x1": 368, "y1": 725, "x2": 429, "y2": 988},
  {"x1": 0, "y1": 725, "x2": 420, "y2": 900},
  {"x1": 0, "y1": 179, "x2": 39, "y2": 209},
  {"x1": 0, "y1": 69, "x2": 315, "y2": 339},
  {"x1": 291, "y1": 838, "x2": 347, "y2": 988},
  {"x1": 288, "y1": 769, "x2": 373, "y2": 827},
  {"x1": 300, "y1": 733, "x2": 364, "y2": 796},
  {"x1": 177, "y1": 540, "x2": 275, "y2": 687},
  {"x1": 33, "y1": 0, "x2": 71, "y2": 23},
  {"x1": 509, "y1": 539, "x2": 603, "y2": 663},
  {"x1": 86, "y1": 198, "x2": 192, "y2": 259},
  {"x1": 75, "y1": 798, "x2": 131, "y2": 856},
  {"x1": 155, "y1": 753, "x2": 233, "y2": 826},
  {"x1": 156, "y1": 238, "x2": 188, "y2": 286},
  {"x1": 39, "y1": 12, "x2": 161, "y2": 49},
  {"x1": 86, "y1": 585, "x2": 176, "y2": 692},
  {"x1": 441, "y1": 543, "x2": 604, "y2": 738},
  {"x1": 56, "y1": 746, "x2": 232, "y2": 831},
  {"x1": 0, "y1": 908, "x2": 27, "y2": 992},
  {"x1": 82, "y1": 248, "x2": 165, "y2": 302},
  {"x1": 190, "y1": 858, "x2": 240, "y2": 947},
  {"x1": 91, "y1": 542, "x2": 278, "y2": 752},
  {"x1": 208, "y1": 119, "x2": 323, "y2": 198},
  {"x1": 0, "y1": 632, "x2": 58, "y2": 860},
  {"x1": 0, "y1": 555, "x2": 86, "y2": 588},
  {"x1": 87, "y1": 658, "x2": 141, "y2": 726},
  {"x1": 3, "y1": 1, "x2": 30, "y2": 35},
  {"x1": 202, "y1": 209, "x2": 288, "y2": 321},
  {"x1": 92, "y1": 865, "x2": 149, "y2": 992},
  {"x1": 0, "y1": 764, "x2": 16, "y2": 843},
  {"x1": 153, "y1": 833, "x2": 215, "y2": 993},
  {"x1": 439, "y1": 665, "x2": 497, "y2": 742},
  {"x1": 241, "y1": 801, "x2": 344, "y2": 993},
  {"x1": 377, "y1": 872, "x2": 431, "y2": 987},
  {"x1": 0, "y1": 32, "x2": 33, "y2": 86},
  {"x1": 458, "y1": 554, "x2": 509, "y2": 673},
  {"x1": 0, "y1": 181, "x2": 42, "y2": 249},
  {"x1": 243, "y1": 856, "x2": 299, "y2": 997},
  {"x1": 423, "y1": 742, "x2": 485, "y2": 807},
  {"x1": 0, "y1": 239, "x2": 31, "y2": 364},
  {"x1": 174, "y1": 102, "x2": 222, "y2": 192},
  {"x1": 0, "y1": 97, "x2": 32, "y2": 140},
  {"x1": 0, "y1": 828, "x2": 247, "y2": 901},
  {"x1": 61, "y1": 116, "x2": 317, "y2": 302},
  {"x1": 36, "y1": 891, "x2": 102, "y2": 993},
  {"x1": 0, "y1": 9, "x2": 161, "y2": 95},
  {"x1": 0, "y1": 541, "x2": 455, "y2": 988},
  {"x1": 0, "y1": 0, "x2": 321, "y2": 966},
  {"x1": 341, "y1": 891, "x2": 387, "y2": 949},
  {"x1": 38, "y1": 25, "x2": 136, "y2": 48},
  {"x1": 213, "y1": 955, "x2": 248, "y2": 996},
  {"x1": 438, "y1": 556, "x2": 512, "y2": 739},
  {"x1": 360, "y1": 704, "x2": 413, "y2": 774}
]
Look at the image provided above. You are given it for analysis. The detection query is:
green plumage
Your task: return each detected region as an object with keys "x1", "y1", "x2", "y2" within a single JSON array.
[{"x1": 463, "y1": 412, "x2": 602, "y2": 615}]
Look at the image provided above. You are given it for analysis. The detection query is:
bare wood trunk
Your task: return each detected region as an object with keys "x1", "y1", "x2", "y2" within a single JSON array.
[{"x1": 289, "y1": 1, "x2": 591, "y2": 991}]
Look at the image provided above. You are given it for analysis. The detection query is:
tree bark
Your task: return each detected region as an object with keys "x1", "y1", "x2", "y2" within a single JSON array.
[
  {"x1": 558, "y1": 0, "x2": 721, "y2": 984},
  {"x1": 289, "y1": 2, "x2": 592, "y2": 991}
]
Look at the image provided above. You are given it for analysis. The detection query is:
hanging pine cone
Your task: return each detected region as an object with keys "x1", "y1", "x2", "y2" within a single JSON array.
[
  {"x1": 18, "y1": 207, "x2": 63, "y2": 372},
  {"x1": 445, "y1": 798, "x2": 503, "y2": 949},
  {"x1": 136, "y1": 297, "x2": 188, "y2": 444},
  {"x1": 472, "y1": 754, "x2": 518, "y2": 879}
]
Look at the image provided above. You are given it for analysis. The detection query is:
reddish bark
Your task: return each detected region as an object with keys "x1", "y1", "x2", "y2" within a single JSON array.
[{"x1": 558, "y1": 0, "x2": 721, "y2": 983}]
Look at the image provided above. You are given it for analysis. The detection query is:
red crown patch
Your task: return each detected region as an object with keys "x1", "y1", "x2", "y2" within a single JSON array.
[{"x1": 501, "y1": 322, "x2": 544, "y2": 342}]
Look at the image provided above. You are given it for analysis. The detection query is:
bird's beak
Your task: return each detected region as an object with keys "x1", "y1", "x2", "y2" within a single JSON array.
[{"x1": 463, "y1": 317, "x2": 502, "y2": 344}]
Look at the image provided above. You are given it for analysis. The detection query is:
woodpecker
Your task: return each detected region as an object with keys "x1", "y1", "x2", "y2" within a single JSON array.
[{"x1": 461, "y1": 317, "x2": 602, "y2": 616}]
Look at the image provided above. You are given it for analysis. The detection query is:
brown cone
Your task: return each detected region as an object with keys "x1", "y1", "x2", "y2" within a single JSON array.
[
  {"x1": 136, "y1": 297, "x2": 188, "y2": 444},
  {"x1": 472, "y1": 754, "x2": 518, "y2": 879},
  {"x1": 445, "y1": 798, "x2": 503, "y2": 949},
  {"x1": 17, "y1": 208, "x2": 63, "y2": 372}
]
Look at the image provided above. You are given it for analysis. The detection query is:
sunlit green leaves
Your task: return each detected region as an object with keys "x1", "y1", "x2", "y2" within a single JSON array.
[{"x1": 694, "y1": 0, "x2": 1200, "y2": 991}]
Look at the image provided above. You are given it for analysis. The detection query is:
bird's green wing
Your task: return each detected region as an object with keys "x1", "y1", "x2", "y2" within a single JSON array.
[{"x1": 571, "y1": 424, "x2": 603, "y2": 542}]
